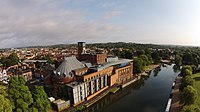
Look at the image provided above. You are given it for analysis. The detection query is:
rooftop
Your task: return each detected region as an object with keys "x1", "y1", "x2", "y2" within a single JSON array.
[{"x1": 54, "y1": 57, "x2": 85, "y2": 77}]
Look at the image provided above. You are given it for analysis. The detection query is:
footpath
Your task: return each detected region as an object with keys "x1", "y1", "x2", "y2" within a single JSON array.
[{"x1": 170, "y1": 76, "x2": 183, "y2": 112}]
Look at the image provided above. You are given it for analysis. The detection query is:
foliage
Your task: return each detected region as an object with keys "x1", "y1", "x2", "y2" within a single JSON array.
[
  {"x1": 0, "y1": 84, "x2": 13, "y2": 112},
  {"x1": 120, "y1": 50, "x2": 133, "y2": 59},
  {"x1": 151, "y1": 51, "x2": 161, "y2": 64},
  {"x1": 180, "y1": 86, "x2": 198, "y2": 105},
  {"x1": 137, "y1": 50, "x2": 145, "y2": 56},
  {"x1": 133, "y1": 57, "x2": 145, "y2": 74},
  {"x1": 175, "y1": 55, "x2": 182, "y2": 66},
  {"x1": 139, "y1": 55, "x2": 150, "y2": 66},
  {"x1": 181, "y1": 76, "x2": 195, "y2": 89},
  {"x1": 31, "y1": 86, "x2": 51, "y2": 112},
  {"x1": 180, "y1": 105, "x2": 200, "y2": 112},
  {"x1": 29, "y1": 107, "x2": 38, "y2": 112},
  {"x1": 181, "y1": 66, "x2": 193, "y2": 76},
  {"x1": 0, "y1": 53, "x2": 19, "y2": 67},
  {"x1": 8, "y1": 76, "x2": 33, "y2": 112},
  {"x1": 0, "y1": 95, "x2": 13, "y2": 112},
  {"x1": 191, "y1": 73, "x2": 200, "y2": 107}
]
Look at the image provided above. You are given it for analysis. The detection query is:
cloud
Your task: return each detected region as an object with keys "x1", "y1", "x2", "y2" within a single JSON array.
[
  {"x1": 101, "y1": 2, "x2": 115, "y2": 8},
  {"x1": 104, "y1": 10, "x2": 123, "y2": 20},
  {"x1": 0, "y1": 0, "x2": 124, "y2": 48}
]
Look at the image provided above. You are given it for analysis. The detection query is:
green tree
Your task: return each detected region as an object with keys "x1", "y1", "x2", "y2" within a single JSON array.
[
  {"x1": 8, "y1": 76, "x2": 33, "y2": 112},
  {"x1": 139, "y1": 55, "x2": 150, "y2": 66},
  {"x1": 181, "y1": 105, "x2": 200, "y2": 112},
  {"x1": 175, "y1": 55, "x2": 182, "y2": 66},
  {"x1": 32, "y1": 86, "x2": 51, "y2": 112},
  {"x1": 137, "y1": 50, "x2": 145, "y2": 56},
  {"x1": 29, "y1": 107, "x2": 38, "y2": 112},
  {"x1": 181, "y1": 76, "x2": 195, "y2": 89},
  {"x1": 0, "y1": 95, "x2": 13, "y2": 112},
  {"x1": 133, "y1": 58, "x2": 144, "y2": 74},
  {"x1": 151, "y1": 52, "x2": 161, "y2": 64},
  {"x1": 180, "y1": 86, "x2": 198, "y2": 105},
  {"x1": 0, "y1": 84, "x2": 13, "y2": 112},
  {"x1": 181, "y1": 66, "x2": 193, "y2": 76},
  {"x1": 8, "y1": 53, "x2": 19, "y2": 66}
]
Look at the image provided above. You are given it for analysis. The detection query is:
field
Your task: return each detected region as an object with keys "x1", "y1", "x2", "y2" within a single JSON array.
[{"x1": 191, "y1": 73, "x2": 200, "y2": 106}]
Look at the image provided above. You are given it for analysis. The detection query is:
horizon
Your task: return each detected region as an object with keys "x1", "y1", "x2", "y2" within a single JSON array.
[
  {"x1": 0, "y1": 0, "x2": 200, "y2": 48},
  {"x1": 2, "y1": 41, "x2": 199, "y2": 50}
]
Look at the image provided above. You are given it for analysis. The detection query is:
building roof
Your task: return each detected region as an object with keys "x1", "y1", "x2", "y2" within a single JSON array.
[
  {"x1": 23, "y1": 60, "x2": 47, "y2": 63},
  {"x1": 89, "y1": 58, "x2": 132, "y2": 72},
  {"x1": 55, "y1": 57, "x2": 85, "y2": 77}
]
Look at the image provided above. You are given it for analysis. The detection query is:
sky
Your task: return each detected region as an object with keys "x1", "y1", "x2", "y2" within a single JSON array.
[{"x1": 0, "y1": 0, "x2": 200, "y2": 48}]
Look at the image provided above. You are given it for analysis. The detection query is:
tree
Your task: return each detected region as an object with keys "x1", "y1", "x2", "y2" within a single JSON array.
[
  {"x1": 181, "y1": 105, "x2": 200, "y2": 112},
  {"x1": 8, "y1": 76, "x2": 33, "y2": 112},
  {"x1": 181, "y1": 76, "x2": 195, "y2": 89},
  {"x1": 8, "y1": 53, "x2": 19, "y2": 65},
  {"x1": 181, "y1": 66, "x2": 193, "y2": 76},
  {"x1": 0, "y1": 84, "x2": 13, "y2": 112},
  {"x1": 0, "y1": 53, "x2": 19, "y2": 67},
  {"x1": 133, "y1": 58, "x2": 144, "y2": 74},
  {"x1": 151, "y1": 51, "x2": 161, "y2": 64},
  {"x1": 175, "y1": 55, "x2": 182, "y2": 66},
  {"x1": 0, "y1": 95, "x2": 13, "y2": 112},
  {"x1": 139, "y1": 55, "x2": 150, "y2": 66},
  {"x1": 180, "y1": 86, "x2": 198, "y2": 105},
  {"x1": 32, "y1": 86, "x2": 51, "y2": 112},
  {"x1": 137, "y1": 50, "x2": 145, "y2": 56}
]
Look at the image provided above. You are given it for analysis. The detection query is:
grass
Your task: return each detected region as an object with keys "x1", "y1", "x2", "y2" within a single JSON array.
[
  {"x1": 191, "y1": 73, "x2": 200, "y2": 106},
  {"x1": 109, "y1": 87, "x2": 120, "y2": 94},
  {"x1": 144, "y1": 64, "x2": 159, "y2": 71}
]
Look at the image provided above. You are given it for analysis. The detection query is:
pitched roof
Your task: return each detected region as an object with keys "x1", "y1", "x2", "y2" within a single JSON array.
[{"x1": 55, "y1": 57, "x2": 84, "y2": 77}]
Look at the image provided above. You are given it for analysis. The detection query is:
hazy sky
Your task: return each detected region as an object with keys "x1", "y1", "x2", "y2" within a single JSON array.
[{"x1": 0, "y1": 0, "x2": 200, "y2": 48}]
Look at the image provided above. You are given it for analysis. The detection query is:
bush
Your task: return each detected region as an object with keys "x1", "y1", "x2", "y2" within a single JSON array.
[
  {"x1": 181, "y1": 105, "x2": 200, "y2": 112},
  {"x1": 181, "y1": 76, "x2": 195, "y2": 89},
  {"x1": 180, "y1": 86, "x2": 198, "y2": 105},
  {"x1": 181, "y1": 66, "x2": 193, "y2": 76}
]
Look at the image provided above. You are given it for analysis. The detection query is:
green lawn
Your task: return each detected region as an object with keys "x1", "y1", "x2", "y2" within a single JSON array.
[{"x1": 192, "y1": 73, "x2": 200, "y2": 106}]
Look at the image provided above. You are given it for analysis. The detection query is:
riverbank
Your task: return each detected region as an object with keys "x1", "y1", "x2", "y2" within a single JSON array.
[
  {"x1": 170, "y1": 76, "x2": 183, "y2": 112},
  {"x1": 139, "y1": 64, "x2": 160, "y2": 76}
]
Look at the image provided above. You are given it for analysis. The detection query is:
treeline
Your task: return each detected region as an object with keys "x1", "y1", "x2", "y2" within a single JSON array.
[
  {"x1": 133, "y1": 49, "x2": 161, "y2": 74},
  {"x1": 87, "y1": 42, "x2": 176, "y2": 50},
  {"x1": 0, "y1": 53, "x2": 19, "y2": 67},
  {"x1": 0, "y1": 76, "x2": 51, "y2": 112},
  {"x1": 179, "y1": 66, "x2": 199, "y2": 112},
  {"x1": 174, "y1": 48, "x2": 200, "y2": 68}
]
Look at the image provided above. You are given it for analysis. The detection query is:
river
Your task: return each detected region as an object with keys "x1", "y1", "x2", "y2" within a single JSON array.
[{"x1": 82, "y1": 64, "x2": 179, "y2": 112}]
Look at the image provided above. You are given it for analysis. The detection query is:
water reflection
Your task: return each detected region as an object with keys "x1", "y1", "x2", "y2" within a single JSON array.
[
  {"x1": 82, "y1": 80, "x2": 144, "y2": 112},
  {"x1": 153, "y1": 66, "x2": 161, "y2": 77},
  {"x1": 173, "y1": 65, "x2": 180, "y2": 73}
]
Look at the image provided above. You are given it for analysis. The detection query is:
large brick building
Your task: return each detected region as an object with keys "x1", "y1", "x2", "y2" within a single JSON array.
[{"x1": 52, "y1": 42, "x2": 134, "y2": 106}]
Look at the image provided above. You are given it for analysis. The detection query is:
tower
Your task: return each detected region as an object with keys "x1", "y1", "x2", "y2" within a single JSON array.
[{"x1": 78, "y1": 42, "x2": 86, "y2": 55}]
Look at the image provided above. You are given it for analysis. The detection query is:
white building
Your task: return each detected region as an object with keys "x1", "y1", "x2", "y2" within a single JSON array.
[{"x1": 66, "y1": 81, "x2": 88, "y2": 105}]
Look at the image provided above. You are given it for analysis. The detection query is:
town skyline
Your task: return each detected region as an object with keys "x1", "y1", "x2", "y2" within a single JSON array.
[{"x1": 0, "y1": 0, "x2": 200, "y2": 48}]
